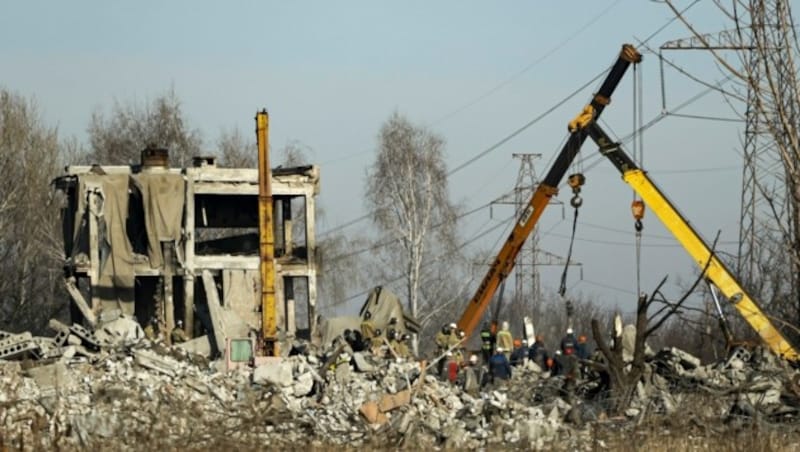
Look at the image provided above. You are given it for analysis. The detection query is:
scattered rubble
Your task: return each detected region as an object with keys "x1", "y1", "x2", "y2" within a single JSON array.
[{"x1": 1, "y1": 319, "x2": 800, "y2": 450}]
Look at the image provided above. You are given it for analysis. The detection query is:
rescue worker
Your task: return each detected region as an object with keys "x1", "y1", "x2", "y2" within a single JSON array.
[
  {"x1": 393, "y1": 333, "x2": 411, "y2": 359},
  {"x1": 528, "y1": 334, "x2": 549, "y2": 369},
  {"x1": 575, "y1": 334, "x2": 591, "y2": 378},
  {"x1": 450, "y1": 328, "x2": 466, "y2": 365},
  {"x1": 576, "y1": 335, "x2": 590, "y2": 360},
  {"x1": 435, "y1": 323, "x2": 451, "y2": 376},
  {"x1": 446, "y1": 351, "x2": 460, "y2": 384},
  {"x1": 496, "y1": 321, "x2": 514, "y2": 358},
  {"x1": 560, "y1": 327, "x2": 577, "y2": 356},
  {"x1": 447, "y1": 323, "x2": 460, "y2": 348},
  {"x1": 488, "y1": 347, "x2": 512, "y2": 384},
  {"x1": 551, "y1": 349, "x2": 564, "y2": 376},
  {"x1": 479, "y1": 322, "x2": 495, "y2": 364},
  {"x1": 170, "y1": 320, "x2": 188, "y2": 344},
  {"x1": 360, "y1": 311, "x2": 376, "y2": 342},
  {"x1": 385, "y1": 328, "x2": 399, "y2": 358},
  {"x1": 510, "y1": 339, "x2": 529, "y2": 366},
  {"x1": 143, "y1": 317, "x2": 159, "y2": 341},
  {"x1": 435, "y1": 324, "x2": 451, "y2": 353},
  {"x1": 459, "y1": 354, "x2": 481, "y2": 395},
  {"x1": 370, "y1": 328, "x2": 384, "y2": 351}
]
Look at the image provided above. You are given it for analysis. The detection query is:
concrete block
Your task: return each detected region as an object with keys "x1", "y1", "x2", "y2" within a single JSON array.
[
  {"x1": 69, "y1": 324, "x2": 100, "y2": 350},
  {"x1": 253, "y1": 361, "x2": 293, "y2": 387},
  {"x1": 0, "y1": 332, "x2": 32, "y2": 349},
  {"x1": 0, "y1": 334, "x2": 39, "y2": 360}
]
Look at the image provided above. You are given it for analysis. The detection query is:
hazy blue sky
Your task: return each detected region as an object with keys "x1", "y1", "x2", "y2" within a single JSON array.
[{"x1": 2, "y1": 1, "x2": 750, "y2": 317}]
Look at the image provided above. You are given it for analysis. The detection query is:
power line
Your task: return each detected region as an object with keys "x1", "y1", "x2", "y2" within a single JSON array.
[
  {"x1": 320, "y1": 1, "x2": 702, "y2": 239},
  {"x1": 430, "y1": 0, "x2": 625, "y2": 125}
]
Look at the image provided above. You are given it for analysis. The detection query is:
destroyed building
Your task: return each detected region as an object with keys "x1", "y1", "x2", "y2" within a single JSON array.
[{"x1": 53, "y1": 148, "x2": 320, "y2": 346}]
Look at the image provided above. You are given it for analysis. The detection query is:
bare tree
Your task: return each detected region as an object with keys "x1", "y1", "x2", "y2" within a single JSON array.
[
  {"x1": 217, "y1": 127, "x2": 256, "y2": 168},
  {"x1": 591, "y1": 267, "x2": 707, "y2": 415},
  {"x1": 0, "y1": 89, "x2": 68, "y2": 332},
  {"x1": 664, "y1": 0, "x2": 800, "y2": 322},
  {"x1": 87, "y1": 88, "x2": 202, "y2": 167},
  {"x1": 364, "y1": 112, "x2": 458, "y2": 324}
]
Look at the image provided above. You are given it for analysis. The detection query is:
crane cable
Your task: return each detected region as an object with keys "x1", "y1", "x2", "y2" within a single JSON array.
[{"x1": 632, "y1": 61, "x2": 645, "y2": 298}]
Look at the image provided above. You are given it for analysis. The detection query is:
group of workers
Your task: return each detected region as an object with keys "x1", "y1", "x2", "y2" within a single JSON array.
[
  {"x1": 346, "y1": 311, "x2": 414, "y2": 360},
  {"x1": 438, "y1": 320, "x2": 594, "y2": 392},
  {"x1": 328, "y1": 311, "x2": 594, "y2": 397},
  {"x1": 143, "y1": 317, "x2": 189, "y2": 344}
]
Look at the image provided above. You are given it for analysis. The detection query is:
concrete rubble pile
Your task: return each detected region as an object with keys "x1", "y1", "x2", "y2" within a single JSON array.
[{"x1": 2, "y1": 319, "x2": 800, "y2": 449}]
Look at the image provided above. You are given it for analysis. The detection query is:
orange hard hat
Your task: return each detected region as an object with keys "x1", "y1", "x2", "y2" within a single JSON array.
[
  {"x1": 513, "y1": 338, "x2": 522, "y2": 347},
  {"x1": 578, "y1": 335, "x2": 587, "y2": 343}
]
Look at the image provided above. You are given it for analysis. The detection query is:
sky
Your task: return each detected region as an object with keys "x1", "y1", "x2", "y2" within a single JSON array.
[{"x1": 1, "y1": 1, "x2": 752, "y2": 318}]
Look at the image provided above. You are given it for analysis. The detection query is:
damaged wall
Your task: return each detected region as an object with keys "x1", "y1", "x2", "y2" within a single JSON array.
[{"x1": 54, "y1": 149, "x2": 320, "y2": 347}]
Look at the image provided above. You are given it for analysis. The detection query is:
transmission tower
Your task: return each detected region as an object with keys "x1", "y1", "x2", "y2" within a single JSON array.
[
  {"x1": 512, "y1": 153, "x2": 541, "y2": 311},
  {"x1": 661, "y1": 0, "x2": 799, "y2": 309}
]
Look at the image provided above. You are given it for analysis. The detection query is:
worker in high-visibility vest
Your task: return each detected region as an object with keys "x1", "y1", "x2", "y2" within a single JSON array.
[{"x1": 496, "y1": 321, "x2": 513, "y2": 358}]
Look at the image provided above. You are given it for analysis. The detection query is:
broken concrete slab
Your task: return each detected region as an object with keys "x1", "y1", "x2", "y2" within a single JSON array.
[
  {"x1": 668, "y1": 347, "x2": 701, "y2": 369},
  {"x1": 176, "y1": 335, "x2": 212, "y2": 358},
  {"x1": 378, "y1": 389, "x2": 411, "y2": 412},
  {"x1": 359, "y1": 400, "x2": 388, "y2": 425},
  {"x1": 202, "y1": 270, "x2": 228, "y2": 354},
  {"x1": 69, "y1": 324, "x2": 101, "y2": 350},
  {"x1": 352, "y1": 352, "x2": 376, "y2": 372},
  {"x1": 293, "y1": 372, "x2": 314, "y2": 397},
  {"x1": 133, "y1": 349, "x2": 178, "y2": 377},
  {"x1": 253, "y1": 361, "x2": 293, "y2": 387},
  {"x1": 95, "y1": 316, "x2": 144, "y2": 346},
  {"x1": 25, "y1": 361, "x2": 75, "y2": 394}
]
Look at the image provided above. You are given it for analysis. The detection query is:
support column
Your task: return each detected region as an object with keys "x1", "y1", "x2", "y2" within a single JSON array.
[
  {"x1": 305, "y1": 192, "x2": 317, "y2": 335},
  {"x1": 163, "y1": 242, "x2": 175, "y2": 342},
  {"x1": 87, "y1": 187, "x2": 102, "y2": 311},
  {"x1": 183, "y1": 176, "x2": 196, "y2": 337}
]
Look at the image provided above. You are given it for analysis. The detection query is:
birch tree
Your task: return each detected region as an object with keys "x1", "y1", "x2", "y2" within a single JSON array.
[
  {"x1": 365, "y1": 112, "x2": 458, "y2": 322},
  {"x1": 0, "y1": 89, "x2": 67, "y2": 332}
]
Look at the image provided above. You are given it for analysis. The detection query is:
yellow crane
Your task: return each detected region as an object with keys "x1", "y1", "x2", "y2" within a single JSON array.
[
  {"x1": 457, "y1": 44, "x2": 642, "y2": 338},
  {"x1": 256, "y1": 109, "x2": 279, "y2": 356},
  {"x1": 582, "y1": 121, "x2": 799, "y2": 361}
]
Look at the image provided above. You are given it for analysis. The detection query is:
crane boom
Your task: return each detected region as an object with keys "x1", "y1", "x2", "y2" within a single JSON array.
[
  {"x1": 584, "y1": 122, "x2": 799, "y2": 360},
  {"x1": 457, "y1": 44, "x2": 642, "y2": 338}
]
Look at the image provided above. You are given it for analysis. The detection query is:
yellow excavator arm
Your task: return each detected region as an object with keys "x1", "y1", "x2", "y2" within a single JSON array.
[{"x1": 585, "y1": 122, "x2": 799, "y2": 361}]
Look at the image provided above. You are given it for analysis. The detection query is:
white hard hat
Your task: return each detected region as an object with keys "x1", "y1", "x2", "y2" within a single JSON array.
[
  {"x1": 555, "y1": 350, "x2": 562, "y2": 355},
  {"x1": 496, "y1": 347, "x2": 504, "y2": 353},
  {"x1": 469, "y1": 354, "x2": 478, "y2": 364},
  {"x1": 502, "y1": 321, "x2": 509, "y2": 330},
  {"x1": 566, "y1": 327, "x2": 573, "y2": 335},
  {"x1": 522, "y1": 339, "x2": 528, "y2": 345},
  {"x1": 449, "y1": 323, "x2": 457, "y2": 329}
]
